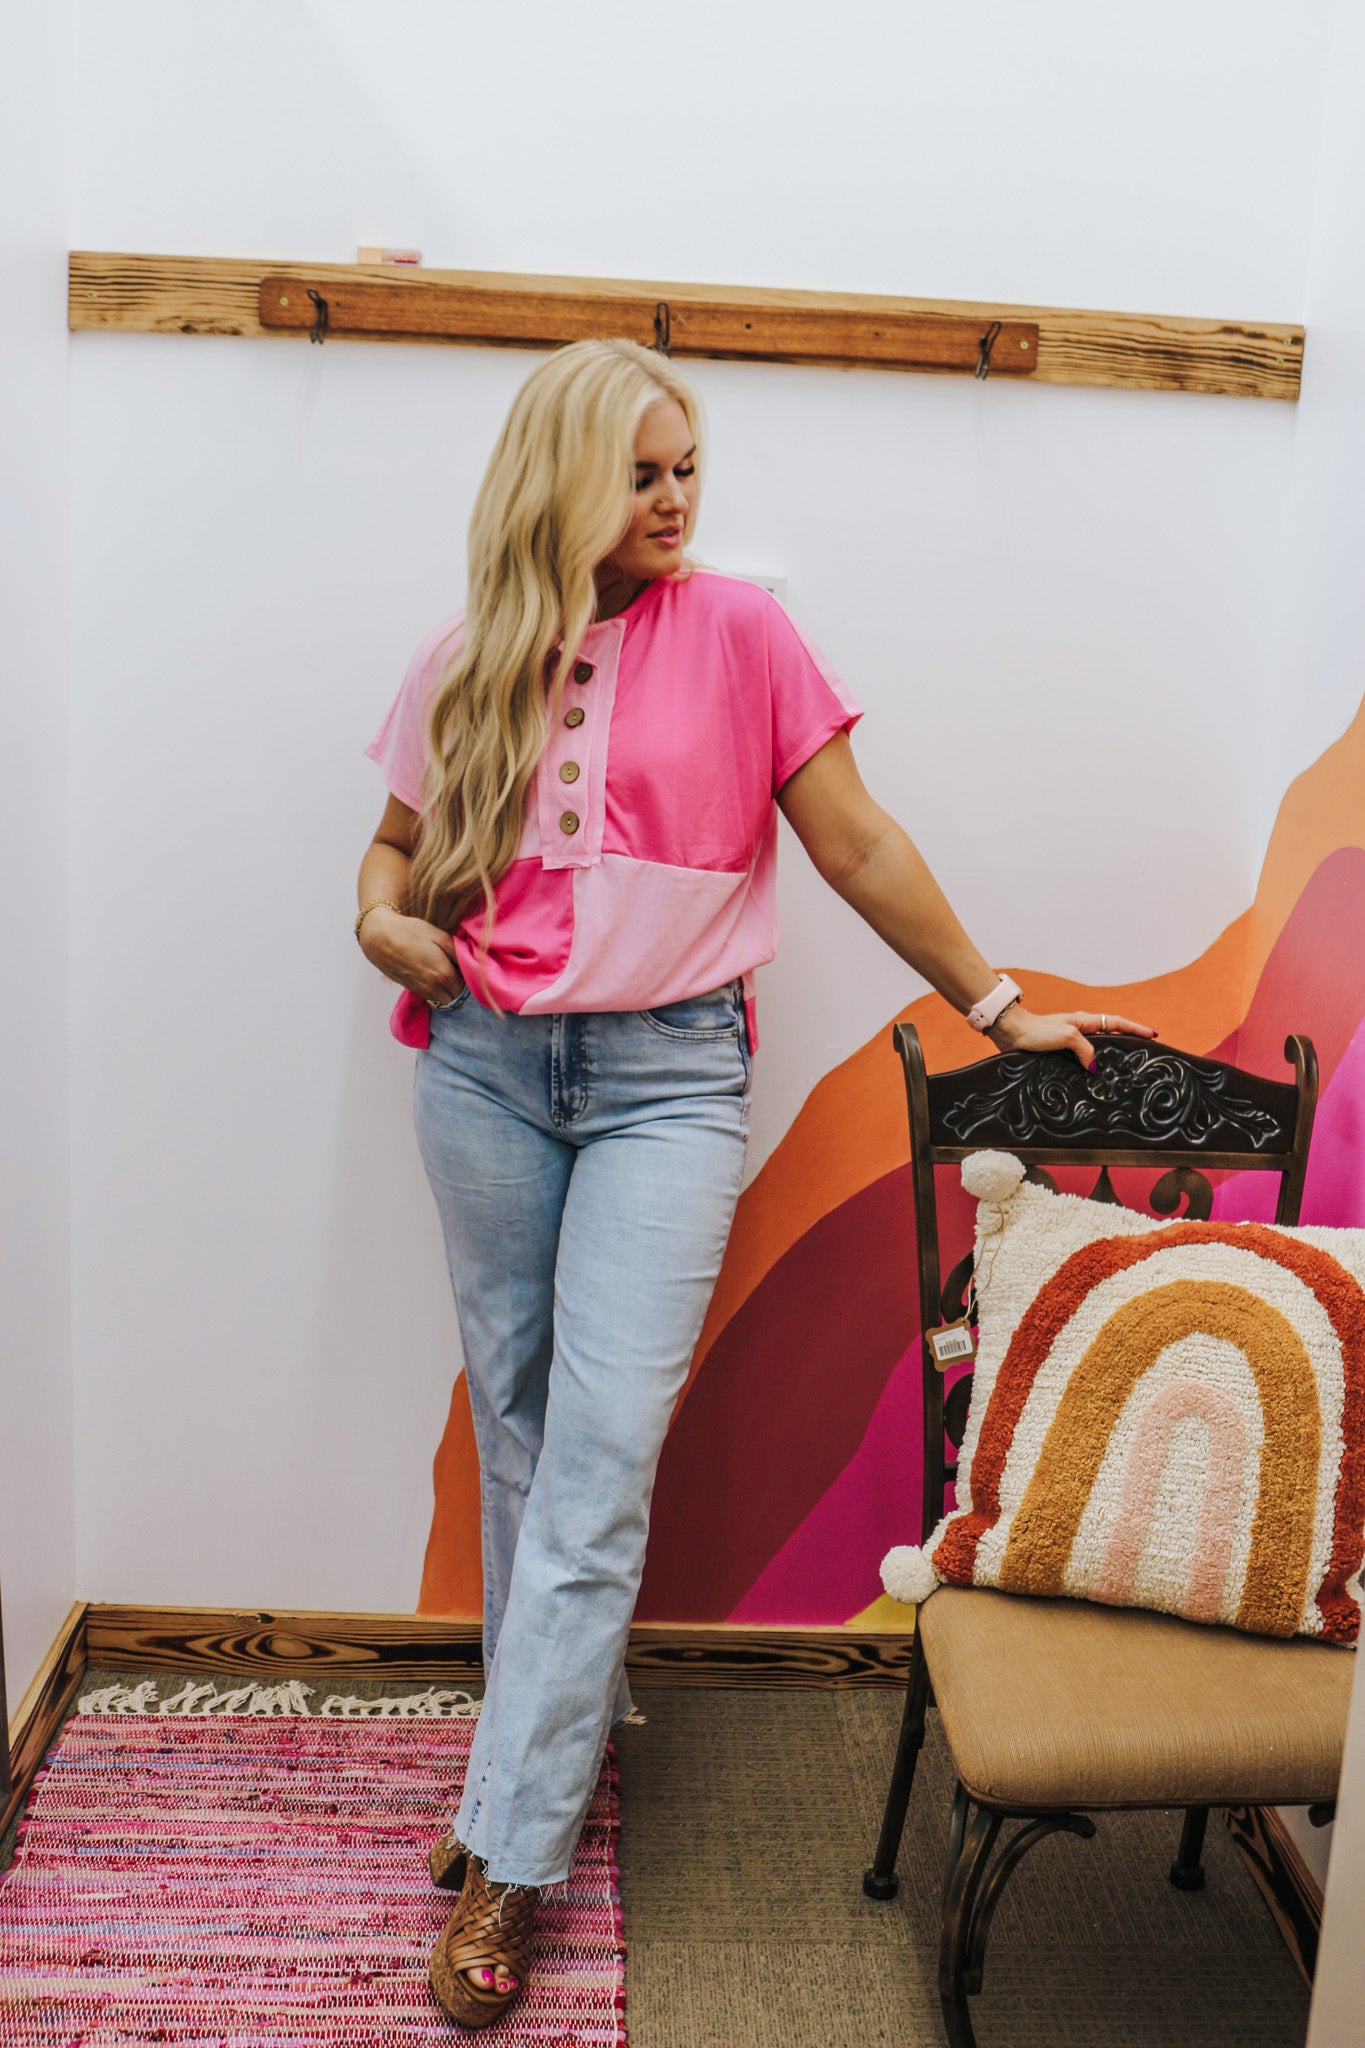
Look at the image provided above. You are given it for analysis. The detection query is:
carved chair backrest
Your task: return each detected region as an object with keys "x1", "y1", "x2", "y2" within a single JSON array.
[{"x1": 896, "y1": 1027, "x2": 1319, "y2": 1543}]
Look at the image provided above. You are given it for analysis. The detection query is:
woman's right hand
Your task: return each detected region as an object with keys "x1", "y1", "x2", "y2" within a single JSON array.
[{"x1": 359, "y1": 908, "x2": 465, "y2": 1007}]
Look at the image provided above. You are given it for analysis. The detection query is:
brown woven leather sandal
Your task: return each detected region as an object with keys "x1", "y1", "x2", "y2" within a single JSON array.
[
  {"x1": 428, "y1": 1829, "x2": 468, "y2": 1892},
  {"x1": 429, "y1": 1860, "x2": 535, "y2": 2030}
]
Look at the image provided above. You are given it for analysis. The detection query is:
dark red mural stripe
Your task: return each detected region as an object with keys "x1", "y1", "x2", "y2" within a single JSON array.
[{"x1": 637, "y1": 1167, "x2": 920, "y2": 1622}]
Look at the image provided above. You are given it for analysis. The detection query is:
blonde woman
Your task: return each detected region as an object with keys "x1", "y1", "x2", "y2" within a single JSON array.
[{"x1": 357, "y1": 338, "x2": 1150, "y2": 2028}]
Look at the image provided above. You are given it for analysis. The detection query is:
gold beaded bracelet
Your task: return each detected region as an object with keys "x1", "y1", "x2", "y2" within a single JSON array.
[{"x1": 355, "y1": 898, "x2": 405, "y2": 941}]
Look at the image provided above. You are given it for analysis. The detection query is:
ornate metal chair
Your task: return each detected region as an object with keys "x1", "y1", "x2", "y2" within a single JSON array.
[{"x1": 862, "y1": 1027, "x2": 1354, "y2": 2048}]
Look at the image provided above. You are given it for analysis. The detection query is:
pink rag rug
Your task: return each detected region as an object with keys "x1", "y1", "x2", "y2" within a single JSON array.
[{"x1": 0, "y1": 1711, "x2": 626, "y2": 2045}]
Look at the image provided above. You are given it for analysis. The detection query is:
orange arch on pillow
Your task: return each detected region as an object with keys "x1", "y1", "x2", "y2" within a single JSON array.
[{"x1": 998, "y1": 1282, "x2": 1320, "y2": 1637}]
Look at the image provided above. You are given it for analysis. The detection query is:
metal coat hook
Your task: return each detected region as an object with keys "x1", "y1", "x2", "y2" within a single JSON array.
[
  {"x1": 653, "y1": 300, "x2": 671, "y2": 355},
  {"x1": 975, "y1": 319, "x2": 1002, "y2": 380},
  {"x1": 307, "y1": 288, "x2": 329, "y2": 344}
]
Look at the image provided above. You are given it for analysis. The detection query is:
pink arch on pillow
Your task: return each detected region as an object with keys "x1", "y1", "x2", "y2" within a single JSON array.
[{"x1": 1090, "y1": 1380, "x2": 1247, "y2": 1622}]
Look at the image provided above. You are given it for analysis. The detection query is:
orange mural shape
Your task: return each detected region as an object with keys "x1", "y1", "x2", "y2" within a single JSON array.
[{"x1": 418, "y1": 1370, "x2": 484, "y2": 1619}]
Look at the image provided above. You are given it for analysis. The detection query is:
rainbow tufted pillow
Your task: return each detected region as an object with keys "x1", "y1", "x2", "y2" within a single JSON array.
[{"x1": 881, "y1": 1151, "x2": 1365, "y2": 1643}]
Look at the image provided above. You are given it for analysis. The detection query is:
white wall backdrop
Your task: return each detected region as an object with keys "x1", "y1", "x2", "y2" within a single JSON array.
[
  {"x1": 34, "y1": 0, "x2": 1351, "y2": 1622},
  {"x1": 0, "y1": 0, "x2": 76, "y2": 1710}
]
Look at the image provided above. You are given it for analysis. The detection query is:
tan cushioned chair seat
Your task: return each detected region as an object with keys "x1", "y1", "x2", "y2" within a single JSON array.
[{"x1": 919, "y1": 1586, "x2": 1353, "y2": 1810}]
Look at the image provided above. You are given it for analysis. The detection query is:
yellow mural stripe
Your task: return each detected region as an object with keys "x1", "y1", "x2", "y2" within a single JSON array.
[{"x1": 844, "y1": 1591, "x2": 918, "y2": 1632}]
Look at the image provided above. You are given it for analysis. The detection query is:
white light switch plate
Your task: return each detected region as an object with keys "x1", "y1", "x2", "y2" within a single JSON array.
[{"x1": 728, "y1": 572, "x2": 787, "y2": 598}]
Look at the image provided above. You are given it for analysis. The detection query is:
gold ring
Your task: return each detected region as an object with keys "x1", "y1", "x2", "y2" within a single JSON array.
[{"x1": 1100, "y1": 1014, "x2": 1108, "y2": 1033}]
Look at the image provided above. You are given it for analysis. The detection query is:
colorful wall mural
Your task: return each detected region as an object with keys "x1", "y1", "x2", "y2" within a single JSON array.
[{"x1": 417, "y1": 687, "x2": 1365, "y2": 1627}]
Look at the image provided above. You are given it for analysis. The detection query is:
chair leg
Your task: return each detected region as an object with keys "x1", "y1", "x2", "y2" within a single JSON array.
[
  {"x1": 938, "y1": 1785, "x2": 1001, "y2": 2048},
  {"x1": 1169, "y1": 1804, "x2": 1209, "y2": 1891},
  {"x1": 863, "y1": 1627, "x2": 931, "y2": 1900}
]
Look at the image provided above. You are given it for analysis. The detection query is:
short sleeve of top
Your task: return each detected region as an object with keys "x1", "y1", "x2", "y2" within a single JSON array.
[
  {"x1": 364, "y1": 615, "x2": 466, "y2": 811},
  {"x1": 761, "y1": 593, "x2": 862, "y2": 795}
]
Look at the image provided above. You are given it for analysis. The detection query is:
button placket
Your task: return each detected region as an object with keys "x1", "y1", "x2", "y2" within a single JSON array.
[{"x1": 537, "y1": 624, "x2": 622, "y2": 868}]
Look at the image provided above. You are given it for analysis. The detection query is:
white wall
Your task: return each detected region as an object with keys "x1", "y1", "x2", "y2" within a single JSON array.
[
  {"x1": 65, "y1": 1, "x2": 1340, "y2": 1609},
  {"x1": 0, "y1": 2, "x2": 76, "y2": 1709}
]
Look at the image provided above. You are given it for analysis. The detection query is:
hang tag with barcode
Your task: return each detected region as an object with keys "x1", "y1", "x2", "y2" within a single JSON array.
[{"x1": 926, "y1": 1319, "x2": 976, "y2": 1369}]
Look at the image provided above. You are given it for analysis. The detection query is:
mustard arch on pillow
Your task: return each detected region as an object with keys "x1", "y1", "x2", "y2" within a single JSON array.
[{"x1": 998, "y1": 1281, "x2": 1320, "y2": 1637}]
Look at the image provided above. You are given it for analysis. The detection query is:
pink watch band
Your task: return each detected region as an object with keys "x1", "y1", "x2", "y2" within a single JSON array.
[{"x1": 966, "y1": 974, "x2": 1023, "y2": 1033}]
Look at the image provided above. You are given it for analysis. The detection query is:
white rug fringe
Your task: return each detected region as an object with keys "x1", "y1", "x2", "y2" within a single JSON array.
[
  {"x1": 77, "y1": 1681, "x2": 161, "y2": 1715},
  {"x1": 317, "y1": 1687, "x2": 480, "y2": 1719},
  {"x1": 77, "y1": 1679, "x2": 481, "y2": 1719}
]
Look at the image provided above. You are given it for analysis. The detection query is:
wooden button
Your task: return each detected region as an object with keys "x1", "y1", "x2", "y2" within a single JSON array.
[
  {"x1": 559, "y1": 810, "x2": 580, "y2": 834},
  {"x1": 559, "y1": 761, "x2": 580, "y2": 784},
  {"x1": 564, "y1": 706, "x2": 585, "y2": 728},
  {"x1": 573, "y1": 661, "x2": 594, "y2": 684}
]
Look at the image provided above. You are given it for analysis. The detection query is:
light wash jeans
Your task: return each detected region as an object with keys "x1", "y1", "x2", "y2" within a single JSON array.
[{"x1": 413, "y1": 980, "x2": 751, "y2": 1885}]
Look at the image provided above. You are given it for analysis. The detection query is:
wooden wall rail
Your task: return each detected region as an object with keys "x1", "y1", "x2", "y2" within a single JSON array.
[{"x1": 69, "y1": 252, "x2": 1304, "y2": 400}]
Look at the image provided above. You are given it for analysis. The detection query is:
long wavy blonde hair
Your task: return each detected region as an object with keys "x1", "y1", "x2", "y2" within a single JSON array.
[{"x1": 407, "y1": 338, "x2": 703, "y2": 937}]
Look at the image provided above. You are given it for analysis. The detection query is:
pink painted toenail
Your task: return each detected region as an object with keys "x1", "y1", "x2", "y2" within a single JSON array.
[{"x1": 479, "y1": 1968, "x2": 495, "y2": 1984}]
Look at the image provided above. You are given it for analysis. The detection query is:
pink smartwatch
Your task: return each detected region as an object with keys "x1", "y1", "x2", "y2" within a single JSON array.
[{"x1": 966, "y1": 974, "x2": 1023, "y2": 1034}]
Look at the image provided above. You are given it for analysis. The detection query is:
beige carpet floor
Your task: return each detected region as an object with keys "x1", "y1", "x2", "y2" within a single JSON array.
[
  {"x1": 7, "y1": 1672, "x2": 1310, "y2": 2048},
  {"x1": 611, "y1": 1687, "x2": 1309, "y2": 2048}
]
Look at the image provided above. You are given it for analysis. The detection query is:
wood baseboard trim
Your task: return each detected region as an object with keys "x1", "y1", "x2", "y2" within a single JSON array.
[
  {"x1": 3, "y1": 1602, "x2": 89, "y2": 1841},
  {"x1": 84, "y1": 1604, "x2": 914, "y2": 1689},
  {"x1": 629, "y1": 1623, "x2": 914, "y2": 1687},
  {"x1": 1226, "y1": 1804, "x2": 1324, "y2": 1987}
]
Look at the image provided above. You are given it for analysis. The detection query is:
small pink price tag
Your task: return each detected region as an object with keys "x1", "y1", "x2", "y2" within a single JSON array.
[{"x1": 925, "y1": 1320, "x2": 976, "y2": 1370}]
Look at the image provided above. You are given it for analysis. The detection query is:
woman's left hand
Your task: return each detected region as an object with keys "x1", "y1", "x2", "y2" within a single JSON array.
[{"x1": 987, "y1": 1007, "x2": 1157, "y2": 1069}]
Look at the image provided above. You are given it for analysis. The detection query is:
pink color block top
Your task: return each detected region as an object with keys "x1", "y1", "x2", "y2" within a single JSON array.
[{"x1": 366, "y1": 569, "x2": 861, "y2": 1048}]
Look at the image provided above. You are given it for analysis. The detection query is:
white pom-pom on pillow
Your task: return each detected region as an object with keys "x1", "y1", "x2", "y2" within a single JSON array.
[
  {"x1": 961, "y1": 1150, "x2": 1026, "y2": 1205},
  {"x1": 880, "y1": 1544, "x2": 940, "y2": 1606}
]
